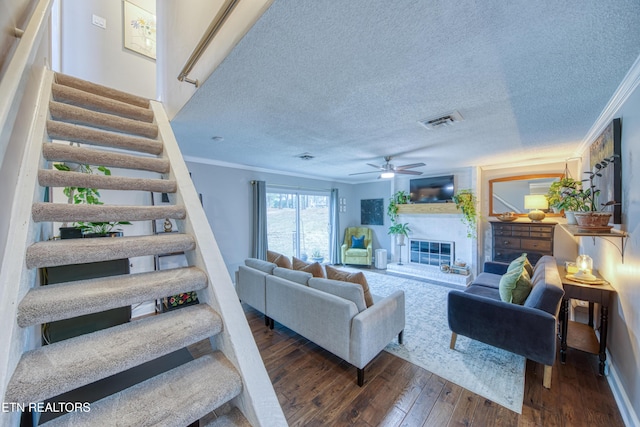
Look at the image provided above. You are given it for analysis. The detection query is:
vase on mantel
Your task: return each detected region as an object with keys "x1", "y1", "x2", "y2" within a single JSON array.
[{"x1": 574, "y1": 212, "x2": 612, "y2": 231}]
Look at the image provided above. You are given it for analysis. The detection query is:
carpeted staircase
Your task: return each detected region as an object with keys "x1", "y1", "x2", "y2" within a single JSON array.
[{"x1": 2, "y1": 72, "x2": 283, "y2": 426}]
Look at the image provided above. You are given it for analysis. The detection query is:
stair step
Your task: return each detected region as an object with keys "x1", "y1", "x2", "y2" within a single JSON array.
[
  {"x1": 38, "y1": 169, "x2": 176, "y2": 193},
  {"x1": 52, "y1": 83, "x2": 155, "y2": 123},
  {"x1": 32, "y1": 202, "x2": 185, "y2": 223},
  {"x1": 5, "y1": 305, "x2": 222, "y2": 404},
  {"x1": 203, "y1": 408, "x2": 252, "y2": 427},
  {"x1": 40, "y1": 352, "x2": 242, "y2": 427},
  {"x1": 47, "y1": 120, "x2": 163, "y2": 155},
  {"x1": 50, "y1": 101, "x2": 158, "y2": 139},
  {"x1": 43, "y1": 143, "x2": 169, "y2": 173},
  {"x1": 18, "y1": 267, "x2": 207, "y2": 326},
  {"x1": 54, "y1": 72, "x2": 150, "y2": 109},
  {"x1": 26, "y1": 233, "x2": 195, "y2": 269}
]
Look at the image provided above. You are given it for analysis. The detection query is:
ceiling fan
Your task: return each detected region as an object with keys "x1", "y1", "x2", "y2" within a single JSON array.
[{"x1": 349, "y1": 156, "x2": 425, "y2": 178}]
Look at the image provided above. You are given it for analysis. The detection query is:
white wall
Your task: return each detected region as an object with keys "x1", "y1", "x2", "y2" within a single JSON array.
[
  {"x1": 184, "y1": 159, "x2": 354, "y2": 277},
  {"x1": 350, "y1": 180, "x2": 392, "y2": 256},
  {"x1": 578, "y1": 72, "x2": 640, "y2": 426},
  {"x1": 0, "y1": 0, "x2": 34, "y2": 79},
  {"x1": 58, "y1": 0, "x2": 156, "y2": 98}
]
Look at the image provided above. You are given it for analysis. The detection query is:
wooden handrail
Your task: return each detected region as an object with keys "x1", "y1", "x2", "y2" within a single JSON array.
[{"x1": 177, "y1": 0, "x2": 241, "y2": 87}]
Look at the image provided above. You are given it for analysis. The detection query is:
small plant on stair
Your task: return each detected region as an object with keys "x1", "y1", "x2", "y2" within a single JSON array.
[{"x1": 54, "y1": 162, "x2": 131, "y2": 237}]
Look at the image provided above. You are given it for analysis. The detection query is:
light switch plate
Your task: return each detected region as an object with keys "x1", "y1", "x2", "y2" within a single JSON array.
[{"x1": 92, "y1": 14, "x2": 106, "y2": 29}]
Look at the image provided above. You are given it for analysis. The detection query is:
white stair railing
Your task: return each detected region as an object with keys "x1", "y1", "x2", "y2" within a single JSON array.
[
  {"x1": 151, "y1": 101, "x2": 287, "y2": 426},
  {"x1": 0, "y1": 68, "x2": 53, "y2": 427}
]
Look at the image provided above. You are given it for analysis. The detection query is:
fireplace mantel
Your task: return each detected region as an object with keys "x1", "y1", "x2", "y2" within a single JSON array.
[{"x1": 397, "y1": 203, "x2": 459, "y2": 214}]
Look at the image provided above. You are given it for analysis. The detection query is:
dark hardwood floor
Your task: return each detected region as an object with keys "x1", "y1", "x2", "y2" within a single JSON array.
[{"x1": 226, "y1": 305, "x2": 624, "y2": 427}]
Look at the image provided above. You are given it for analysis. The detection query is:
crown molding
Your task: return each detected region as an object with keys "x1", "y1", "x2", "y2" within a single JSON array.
[{"x1": 576, "y1": 53, "x2": 640, "y2": 155}]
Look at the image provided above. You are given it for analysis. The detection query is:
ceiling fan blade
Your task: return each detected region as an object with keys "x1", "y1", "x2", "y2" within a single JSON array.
[
  {"x1": 349, "y1": 170, "x2": 383, "y2": 176},
  {"x1": 366, "y1": 163, "x2": 384, "y2": 169},
  {"x1": 395, "y1": 162, "x2": 426, "y2": 170},
  {"x1": 396, "y1": 170, "x2": 423, "y2": 175}
]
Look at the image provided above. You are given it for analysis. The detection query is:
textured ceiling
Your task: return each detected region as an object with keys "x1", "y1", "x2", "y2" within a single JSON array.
[{"x1": 170, "y1": 0, "x2": 640, "y2": 182}]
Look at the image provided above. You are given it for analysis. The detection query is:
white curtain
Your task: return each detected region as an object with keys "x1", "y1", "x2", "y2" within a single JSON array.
[
  {"x1": 329, "y1": 188, "x2": 340, "y2": 264},
  {"x1": 251, "y1": 180, "x2": 268, "y2": 260}
]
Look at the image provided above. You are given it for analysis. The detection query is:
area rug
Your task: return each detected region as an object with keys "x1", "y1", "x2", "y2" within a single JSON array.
[{"x1": 357, "y1": 269, "x2": 525, "y2": 413}]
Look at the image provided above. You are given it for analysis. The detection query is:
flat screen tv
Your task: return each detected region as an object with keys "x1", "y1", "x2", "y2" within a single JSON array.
[{"x1": 410, "y1": 175, "x2": 455, "y2": 203}]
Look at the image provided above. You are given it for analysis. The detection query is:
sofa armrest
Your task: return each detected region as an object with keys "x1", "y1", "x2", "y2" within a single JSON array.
[
  {"x1": 237, "y1": 265, "x2": 268, "y2": 313},
  {"x1": 350, "y1": 290, "x2": 405, "y2": 368},
  {"x1": 448, "y1": 290, "x2": 558, "y2": 366},
  {"x1": 483, "y1": 261, "x2": 510, "y2": 275}
]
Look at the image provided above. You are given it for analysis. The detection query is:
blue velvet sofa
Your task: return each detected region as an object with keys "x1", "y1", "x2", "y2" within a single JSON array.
[{"x1": 447, "y1": 255, "x2": 564, "y2": 389}]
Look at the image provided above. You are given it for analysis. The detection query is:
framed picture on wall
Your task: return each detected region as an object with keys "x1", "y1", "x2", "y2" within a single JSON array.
[
  {"x1": 360, "y1": 198, "x2": 384, "y2": 225},
  {"x1": 123, "y1": 1, "x2": 156, "y2": 60},
  {"x1": 589, "y1": 118, "x2": 622, "y2": 224}
]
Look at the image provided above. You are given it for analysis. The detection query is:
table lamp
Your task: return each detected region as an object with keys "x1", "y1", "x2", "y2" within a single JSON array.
[
  {"x1": 574, "y1": 254, "x2": 596, "y2": 281},
  {"x1": 524, "y1": 194, "x2": 548, "y2": 222}
]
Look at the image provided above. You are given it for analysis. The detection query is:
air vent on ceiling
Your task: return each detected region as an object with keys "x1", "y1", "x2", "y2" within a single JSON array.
[
  {"x1": 297, "y1": 153, "x2": 315, "y2": 160},
  {"x1": 418, "y1": 110, "x2": 464, "y2": 130}
]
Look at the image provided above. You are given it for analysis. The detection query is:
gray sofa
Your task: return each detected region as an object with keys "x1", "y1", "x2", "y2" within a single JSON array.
[
  {"x1": 447, "y1": 255, "x2": 564, "y2": 389},
  {"x1": 236, "y1": 258, "x2": 405, "y2": 386}
]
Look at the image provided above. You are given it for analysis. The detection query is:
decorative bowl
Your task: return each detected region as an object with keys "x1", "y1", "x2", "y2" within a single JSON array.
[{"x1": 497, "y1": 213, "x2": 517, "y2": 222}]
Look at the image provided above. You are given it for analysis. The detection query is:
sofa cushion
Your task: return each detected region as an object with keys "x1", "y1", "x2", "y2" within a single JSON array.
[
  {"x1": 325, "y1": 265, "x2": 374, "y2": 307},
  {"x1": 345, "y1": 248, "x2": 369, "y2": 257},
  {"x1": 351, "y1": 235, "x2": 366, "y2": 249},
  {"x1": 292, "y1": 257, "x2": 326, "y2": 278},
  {"x1": 464, "y1": 283, "x2": 501, "y2": 300},
  {"x1": 308, "y1": 277, "x2": 367, "y2": 312},
  {"x1": 273, "y1": 266, "x2": 312, "y2": 285},
  {"x1": 267, "y1": 250, "x2": 292, "y2": 269},
  {"x1": 245, "y1": 258, "x2": 276, "y2": 274},
  {"x1": 498, "y1": 268, "x2": 532, "y2": 304},
  {"x1": 472, "y1": 272, "x2": 502, "y2": 289}
]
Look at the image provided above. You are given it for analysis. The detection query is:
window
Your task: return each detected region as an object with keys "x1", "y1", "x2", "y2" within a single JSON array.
[{"x1": 266, "y1": 189, "x2": 330, "y2": 261}]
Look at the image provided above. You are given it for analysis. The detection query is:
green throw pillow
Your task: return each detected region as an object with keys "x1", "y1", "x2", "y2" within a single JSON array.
[
  {"x1": 507, "y1": 253, "x2": 528, "y2": 273},
  {"x1": 499, "y1": 267, "x2": 532, "y2": 305}
]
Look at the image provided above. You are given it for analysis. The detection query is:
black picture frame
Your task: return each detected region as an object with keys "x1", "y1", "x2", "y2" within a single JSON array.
[
  {"x1": 589, "y1": 118, "x2": 622, "y2": 224},
  {"x1": 360, "y1": 198, "x2": 384, "y2": 225}
]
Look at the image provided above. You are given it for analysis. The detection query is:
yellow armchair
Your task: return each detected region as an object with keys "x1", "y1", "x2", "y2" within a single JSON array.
[{"x1": 341, "y1": 227, "x2": 373, "y2": 266}]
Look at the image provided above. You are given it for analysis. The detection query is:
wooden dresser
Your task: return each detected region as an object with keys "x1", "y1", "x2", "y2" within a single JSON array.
[{"x1": 490, "y1": 221, "x2": 556, "y2": 264}]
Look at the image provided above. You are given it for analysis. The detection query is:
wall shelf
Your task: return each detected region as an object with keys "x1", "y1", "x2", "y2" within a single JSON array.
[
  {"x1": 397, "y1": 203, "x2": 459, "y2": 215},
  {"x1": 560, "y1": 224, "x2": 628, "y2": 263}
]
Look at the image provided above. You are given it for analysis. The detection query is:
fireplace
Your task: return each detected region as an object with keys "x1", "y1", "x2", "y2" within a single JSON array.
[{"x1": 410, "y1": 239, "x2": 454, "y2": 267}]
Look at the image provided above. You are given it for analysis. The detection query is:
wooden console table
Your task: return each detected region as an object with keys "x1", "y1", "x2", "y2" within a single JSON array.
[{"x1": 558, "y1": 269, "x2": 615, "y2": 375}]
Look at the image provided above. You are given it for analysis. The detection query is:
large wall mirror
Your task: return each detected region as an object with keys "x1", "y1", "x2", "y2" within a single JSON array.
[{"x1": 489, "y1": 174, "x2": 563, "y2": 217}]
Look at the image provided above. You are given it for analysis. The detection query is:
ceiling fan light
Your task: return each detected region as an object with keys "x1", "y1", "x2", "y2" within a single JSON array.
[{"x1": 381, "y1": 171, "x2": 395, "y2": 179}]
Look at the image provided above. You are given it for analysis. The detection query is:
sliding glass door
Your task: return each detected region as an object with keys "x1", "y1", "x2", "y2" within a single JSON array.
[{"x1": 266, "y1": 189, "x2": 330, "y2": 261}]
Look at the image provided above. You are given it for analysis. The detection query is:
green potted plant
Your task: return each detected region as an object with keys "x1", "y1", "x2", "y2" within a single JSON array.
[
  {"x1": 546, "y1": 177, "x2": 587, "y2": 224},
  {"x1": 387, "y1": 190, "x2": 409, "y2": 223},
  {"x1": 310, "y1": 249, "x2": 324, "y2": 263},
  {"x1": 573, "y1": 155, "x2": 619, "y2": 229},
  {"x1": 388, "y1": 222, "x2": 411, "y2": 246},
  {"x1": 54, "y1": 163, "x2": 130, "y2": 238},
  {"x1": 452, "y1": 189, "x2": 478, "y2": 238}
]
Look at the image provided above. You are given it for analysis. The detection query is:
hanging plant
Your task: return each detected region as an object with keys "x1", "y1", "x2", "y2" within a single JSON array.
[
  {"x1": 387, "y1": 190, "x2": 409, "y2": 223},
  {"x1": 453, "y1": 189, "x2": 478, "y2": 238}
]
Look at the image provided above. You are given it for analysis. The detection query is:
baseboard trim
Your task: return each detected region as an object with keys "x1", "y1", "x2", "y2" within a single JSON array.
[{"x1": 606, "y1": 349, "x2": 640, "y2": 427}]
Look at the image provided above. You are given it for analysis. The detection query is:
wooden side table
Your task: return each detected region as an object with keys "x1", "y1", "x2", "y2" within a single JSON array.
[{"x1": 558, "y1": 269, "x2": 616, "y2": 375}]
